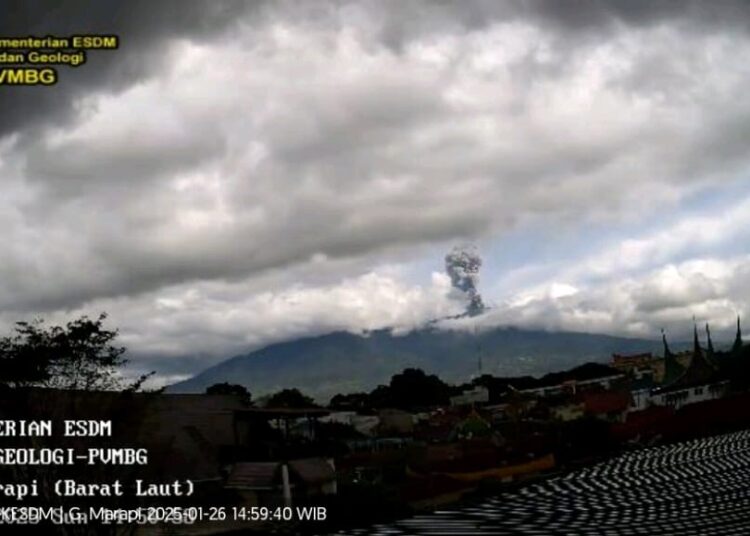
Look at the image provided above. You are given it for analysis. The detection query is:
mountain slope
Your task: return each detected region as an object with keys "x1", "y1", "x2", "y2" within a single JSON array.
[{"x1": 167, "y1": 327, "x2": 663, "y2": 401}]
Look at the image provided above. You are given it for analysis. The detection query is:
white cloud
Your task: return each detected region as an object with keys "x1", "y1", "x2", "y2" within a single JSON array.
[
  {"x1": 2, "y1": 3, "x2": 750, "y2": 379},
  {"x1": 0, "y1": 268, "x2": 462, "y2": 378},
  {"x1": 4, "y1": 14, "x2": 749, "y2": 314},
  {"x1": 482, "y1": 254, "x2": 749, "y2": 341}
]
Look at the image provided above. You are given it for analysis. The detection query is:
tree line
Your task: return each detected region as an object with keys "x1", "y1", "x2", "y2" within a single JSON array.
[
  {"x1": 0, "y1": 313, "x2": 152, "y2": 392},
  {"x1": 208, "y1": 367, "x2": 458, "y2": 411}
]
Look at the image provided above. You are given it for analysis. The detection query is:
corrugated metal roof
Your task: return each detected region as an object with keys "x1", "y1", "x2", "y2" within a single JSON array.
[
  {"x1": 226, "y1": 462, "x2": 279, "y2": 489},
  {"x1": 289, "y1": 458, "x2": 335, "y2": 484}
]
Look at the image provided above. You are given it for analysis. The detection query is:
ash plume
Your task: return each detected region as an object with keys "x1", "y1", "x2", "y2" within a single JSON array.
[{"x1": 445, "y1": 245, "x2": 485, "y2": 317}]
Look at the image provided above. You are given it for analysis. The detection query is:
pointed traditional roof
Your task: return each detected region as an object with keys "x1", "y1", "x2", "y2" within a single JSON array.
[
  {"x1": 658, "y1": 324, "x2": 719, "y2": 393},
  {"x1": 732, "y1": 316, "x2": 743, "y2": 354},
  {"x1": 661, "y1": 329, "x2": 685, "y2": 385},
  {"x1": 693, "y1": 322, "x2": 701, "y2": 355},
  {"x1": 705, "y1": 323, "x2": 714, "y2": 355}
]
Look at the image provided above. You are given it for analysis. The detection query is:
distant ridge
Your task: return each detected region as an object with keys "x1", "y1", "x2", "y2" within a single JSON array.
[{"x1": 167, "y1": 326, "x2": 664, "y2": 401}]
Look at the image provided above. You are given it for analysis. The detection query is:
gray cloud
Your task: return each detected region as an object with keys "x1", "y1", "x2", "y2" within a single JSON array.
[
  {"x1": 5, "y1": 0, "x2": 750, "y2": 141},
  {"x1": 2, "y1": 1, "x2": 750, "y2": 380},
  {"x1": 0, "y1": 0, "x2": 260, "y2": 139}
]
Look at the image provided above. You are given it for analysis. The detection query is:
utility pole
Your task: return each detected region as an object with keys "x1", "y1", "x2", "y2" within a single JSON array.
[{"x1": 475, "y1": 324, "x2": 483, "y2": 377}]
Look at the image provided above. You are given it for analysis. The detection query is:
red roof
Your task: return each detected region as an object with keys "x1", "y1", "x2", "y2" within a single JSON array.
[{"x1": 580, "y1": 391, "x2": 631, "y2": 414}]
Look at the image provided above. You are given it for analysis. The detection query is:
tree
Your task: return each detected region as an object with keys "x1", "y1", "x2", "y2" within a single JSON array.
[
  {"x1": 329, "y1": 392, "x2": 369, "y2": 411},
  {"x1": 266, "y1": 388, "x2": 316, "y2": 408},
  {"x1": 372, "y1": 368, "x2": 451, "y2": 409},
  {"x1": 206, "y1": 382, "x2": 252, "y2": 404},
  {"x1": 0, "y1": 314, "x2": 152, "y2": 536},
  {"x1": 0, "y1": 313, "x2": 151, "y2": 391}
]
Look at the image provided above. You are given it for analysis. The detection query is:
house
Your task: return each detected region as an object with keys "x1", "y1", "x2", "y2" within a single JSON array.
[
  {"x1": 610, "y1": 352, "x2": 654, "y2": 373},
  {"x1": 225, "y1": 462, "x2": 282, "y2": 507},
  {"x1": 350, "y1": 414, "x2": 380, "y2": 437},
  {"x1": 629, "y1": 375, "x2": 658, "y2": 411},
  {"x1": 519, "y1": 363, "x2": 625, "y2": 398},
  {"x1": 650, "y1": 326, "x2": 729, "y2": 410},
  {"x1": 580, "y1": 390, "x2": 631, "y2": 422},
  {"x1": 226, "y1": 457, "x2": 336, "y2": 507},
  {"x1": 450, "y1": 385, "x2": 490, "y2": 407},
  {"x1": 454, "y1": 410, "x2": 493, "y2": 439},
  {"x1": 611, "y1": 339, "x2": 692, "y2": 384},
  {"x1": 549, "y1": 401, "x2": 585, "y2": 422},
  {"x1": 321, "y1": 410, "x2": 357, "y2": 425},
  {"x1": 413, "y1": 407, "x2": 465, "y2": 443},
  {"x1": 377, "y1": 409, "x2": 414, "y2": 436}
]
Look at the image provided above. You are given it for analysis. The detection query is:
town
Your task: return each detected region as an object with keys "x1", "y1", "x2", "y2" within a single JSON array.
[{"x1": 2, "y1": 318, "x2": 749, "y2": 533}]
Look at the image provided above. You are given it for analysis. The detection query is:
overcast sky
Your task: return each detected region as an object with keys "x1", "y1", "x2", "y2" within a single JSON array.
[{"x1": 4, "y1": 1, "x2": 750, "y2": 384}]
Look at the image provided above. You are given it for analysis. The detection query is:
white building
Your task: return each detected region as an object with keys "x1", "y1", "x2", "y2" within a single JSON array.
[{"x1": 450, "y1": 385, "x2": 490, "y2": 406}]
